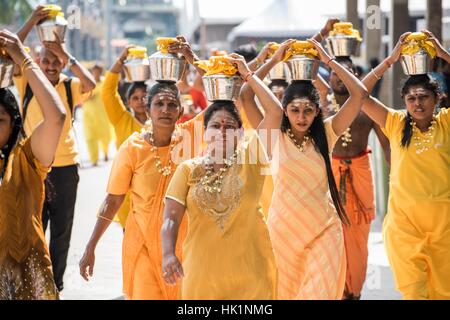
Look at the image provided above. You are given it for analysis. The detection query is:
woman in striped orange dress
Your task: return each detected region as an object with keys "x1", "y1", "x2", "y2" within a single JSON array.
[{"x1": 241, "y1": 38, "x2": 368, "y2": 299}]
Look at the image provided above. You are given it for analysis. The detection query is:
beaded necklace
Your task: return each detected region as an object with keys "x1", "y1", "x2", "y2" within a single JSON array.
[
  {"x1": 411, "y1": 116, "x2": 437, "y2": 154},
  {"x1": 287, "y1": 128, "x2": 310, "y2": 152},
  {"x1": 199, "y1": 150, "x2": 239, "y2": 194}
]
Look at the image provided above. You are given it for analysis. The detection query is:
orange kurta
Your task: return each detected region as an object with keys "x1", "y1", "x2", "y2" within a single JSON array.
[
  {"x1": 332, "y1": 150, "x2": 375, "y2": 299},
  {"x1": 107, "y1": 115, "x2": 204, "y2": 300},
  {"x1": 267, "y1": 120, "x2": 346, "y2": 300},
  {"x1": 0, "y1": 139, "x2": 58, "y2": 300}
]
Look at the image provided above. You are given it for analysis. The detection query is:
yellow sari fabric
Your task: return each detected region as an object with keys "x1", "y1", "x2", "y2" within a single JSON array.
[
  {"x1": 165, "y1": 132, "x2": 277, "y2": 299},
  {"x1": 381, "y1": 108, "x2": 450, "y2": 299}
]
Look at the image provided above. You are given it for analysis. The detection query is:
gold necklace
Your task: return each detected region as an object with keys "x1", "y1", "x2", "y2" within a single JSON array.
[
  {"x1": 199, "y1": 151, "x2": 238, "y2": 194},
  {"x1": 411, "y1": 116, "x2": 437, "y2": 154},
  {"x1": 287, "y1": 128, "x2": 310, "y2": 152},
  {"x1": 146, "y1": 131, "x2": 176, "y2": 176},
  {"x1": 330, "y1": 94, "x2": 352, "y2": 148}
]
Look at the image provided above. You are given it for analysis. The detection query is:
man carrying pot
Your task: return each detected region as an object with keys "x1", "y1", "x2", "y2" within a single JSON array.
[
  {"x1": 312, "y1": 18, "x2": 391, "y2": 300},
  {"x1": 13, "y1": 5, "x2": 96, "y2": 293}
]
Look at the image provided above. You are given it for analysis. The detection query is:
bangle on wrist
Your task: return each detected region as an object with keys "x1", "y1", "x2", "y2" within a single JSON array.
[
  {"x1": 325, "y1": 57, "x2": 335, "y2": 66},
  {"x1": 21, "y1": 57, "x2": 37, "y2": 74},
  {"x1": 318, "y1": 30, "x2": 325, "y2": 41},
  {"x1": 371, "y1": 68, "x2": 382, "y2": 80},
  {"x1": 244, "y1": 71, "x2": 255, "y2": 82},
  {"x1": 97, "y1": 213, "x2": 114, "y2": 223}
]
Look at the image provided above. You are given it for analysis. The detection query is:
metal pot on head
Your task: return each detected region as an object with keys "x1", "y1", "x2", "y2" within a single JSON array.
[
  {"x1": 285, "y1": 55, "x2": 319, "y2": 81},
  {"x1": 400, "y1": 49, "x2": 433, "y2": 75},
  {"x1": 124, "y1": 47, "x2": 150, "y2": 82},
  {"x1": 149, "y1": 51, "x2": 187, "y2": 83},
  {"x1": 326, "y1": 35, "x2": 360, "y2": 57},
  {"x1": 266, "y1": 60, "x2": 289, "y2": 81},
  {"x1": 36, "y1": 5, "x2": 68, "y2": 43},
  {"x1": 202, "y1": 74, "x2": 243, "y2": 101}
]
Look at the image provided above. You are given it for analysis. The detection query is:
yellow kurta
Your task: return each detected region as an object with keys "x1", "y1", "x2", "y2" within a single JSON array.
[
  {"x1": 381, "y1": 108, "x2": 450, "y2": 300},
  {"x1": 102, "y1": 71, "x2": 143, "y2": 227},
  {"x1": 267, "y1": 120, "x2": 346, "y2": 300},
  {"x1": 13, "y1": 74, "x2": 91, "y2": 167},
  {"x1": 83, "y1": 78, "x2": 114, "y2": 164},
  {"x1": 165, "y1": 133, "x2": 277, "y2": 300}
]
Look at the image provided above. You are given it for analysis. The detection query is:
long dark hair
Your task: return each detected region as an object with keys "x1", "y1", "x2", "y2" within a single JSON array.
[
  {"x1": 0, "y1": 88, "x2": 25, "y2": 180},
  {"x1": 400, "y1": 75, "x2": 440, "y2": 148},
  {"x1": 281, "y1": 81, "x2": 349, "y2": 225}
]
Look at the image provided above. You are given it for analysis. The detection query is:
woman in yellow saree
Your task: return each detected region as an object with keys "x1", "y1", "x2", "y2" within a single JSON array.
[{"x1": 161, "y1": 53, "x2": 279, "y2": 299}]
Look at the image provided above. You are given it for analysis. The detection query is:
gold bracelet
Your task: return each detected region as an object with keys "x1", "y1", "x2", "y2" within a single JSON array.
[
  {"x1": 20, "y1": 57, "x2": 33, "y2": 74},
  {"x1": 318, "y1": 30, "x2": 324, "y2": 41},
  {"x1": 371, "y1": 68, "x2": 381, "y2": 80},
  {"x1": 22, "y1": 60, "x2": 39, "y2": 74},
  {"x1": 97, "y1": 214, "x2": 114, "y2": 223}
]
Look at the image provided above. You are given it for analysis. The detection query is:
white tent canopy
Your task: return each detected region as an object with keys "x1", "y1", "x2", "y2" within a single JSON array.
[
  {"x1": 227, "y1": 0, "x2": 346, "y2": 42},
  {"x1": 227, "y1": 0, "x2": 450, "y2": 43}
]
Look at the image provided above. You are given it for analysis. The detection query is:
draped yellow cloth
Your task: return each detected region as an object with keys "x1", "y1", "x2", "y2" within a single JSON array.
[
  {"x1": 165, "y1": 132, "x2": 277, "y2": 299},
  {"x1": 267, "y1": 120, "x2": 346, "y2": 300},
  {"x1": 107, "y1": 115, "x2": 204, "y2": 300},
  {"x1": 381, "y1": 108, "x2": 450, "y2": 300}
]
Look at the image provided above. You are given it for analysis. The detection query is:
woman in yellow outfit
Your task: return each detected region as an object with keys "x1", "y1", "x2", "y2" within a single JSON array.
[
  {"x1": 101, "y1": 46, "x2": 148, "y2": 227},
  {"x1": 82, "y1": 64, "x2": 113, "y2": 166},
  {"x1": 161, "y1": 53, "x2": 278, "y2": 299},
  {"x1": 79, "y1": 38, "x2": 208, "y2": 300},
  {"x1": 362, "y1": 31, "x2": 450, "y2": 299}
]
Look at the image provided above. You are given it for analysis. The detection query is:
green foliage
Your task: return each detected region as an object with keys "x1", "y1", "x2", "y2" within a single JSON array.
[{"x1": 0, "y1": 0, "x2": 32, "y2": 25}]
